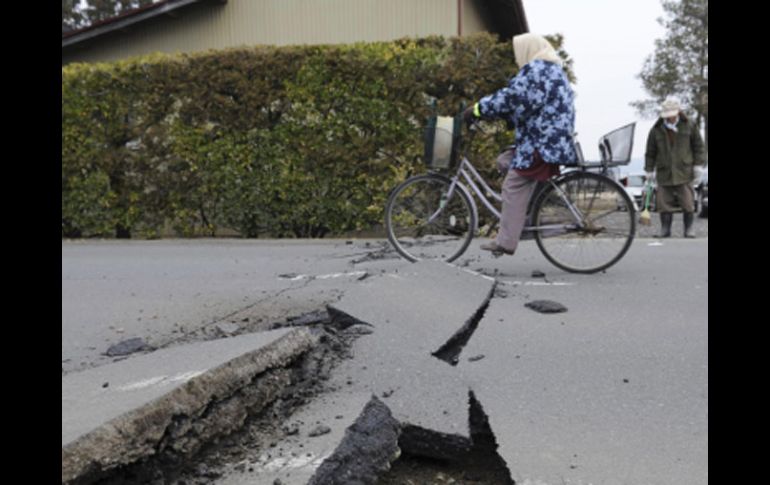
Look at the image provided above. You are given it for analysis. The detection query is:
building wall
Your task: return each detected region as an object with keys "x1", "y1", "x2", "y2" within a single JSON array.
[
  {"x1": 461, "y1": 0, "x2": 486, "y2": 36},
  {"x1": 63, "y1": 0, "x2": 497, "y2": 64}
]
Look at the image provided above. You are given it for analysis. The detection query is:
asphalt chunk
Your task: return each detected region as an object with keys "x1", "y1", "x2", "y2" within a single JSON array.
[
  {"x1": 524, "y1": 299, "x2": 568, "y2": 314},
  {"x1": 104, "y1": 337, "x2": 151, "y2": 357}
]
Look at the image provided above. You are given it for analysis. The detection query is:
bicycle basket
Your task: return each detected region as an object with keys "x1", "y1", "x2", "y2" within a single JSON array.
[
  {"x1": 424, "y1": 115, "x2": 462, "y2": 170},
  {"x1": 598, "y1": 122, "x2": 635, "y2": 165}
]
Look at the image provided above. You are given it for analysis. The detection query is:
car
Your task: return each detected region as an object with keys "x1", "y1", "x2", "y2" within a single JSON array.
[
  {"x1": 696, "y1": 167, "x2": 708, "y2": 218},
  {"x1": 619, "y1": 172, "x2": 649, "y2": 210}
]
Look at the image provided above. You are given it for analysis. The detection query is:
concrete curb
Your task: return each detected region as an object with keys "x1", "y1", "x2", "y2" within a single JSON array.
[{"x1": 62, "y1": 328, "x2": 319, "y2": 484}]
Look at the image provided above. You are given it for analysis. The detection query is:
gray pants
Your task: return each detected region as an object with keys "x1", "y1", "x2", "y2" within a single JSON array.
[
  {"x1": 657, "y1": 183, "x2": 695, "y2": 213},
  {"x1": 495, "y1": 151, "x2": 537, "y2": 251}
]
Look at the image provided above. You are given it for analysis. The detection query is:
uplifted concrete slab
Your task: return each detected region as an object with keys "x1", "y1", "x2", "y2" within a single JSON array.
[
  {"x1": 459, "y1": 297, "x2": 708, "y2": 485},
  {"x1": 216, "y1": 392, "x2": 397, "y2": 485},
  {"x1": 327, "y1": 260, "x2": 495, "y2": 440},
  {"x1": 62, "y1": 328, "x2": 319, "y2": 484}
]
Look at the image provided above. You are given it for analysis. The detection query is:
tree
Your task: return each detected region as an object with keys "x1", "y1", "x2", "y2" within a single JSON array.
[
  {"x1": 62, "y1": 0, "x2": 87, "y2": 33},
  {"x1": 632, "y1": 0, "x2": 708, "y2": 149},
  {"x1": 62, "y1": 0, "x2": 156, "y2": 33}
]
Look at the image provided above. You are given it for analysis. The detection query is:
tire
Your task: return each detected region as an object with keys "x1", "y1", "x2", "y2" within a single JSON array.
[
  {"x1": 532, "y1": 171, "x2": 635, "y2": 274},
  {"x1": 698, "y1": 191, "x2": 708, "y2": 218},
  {"x1": 385, "y1": 174, "x2": 477, "y2": 263}
]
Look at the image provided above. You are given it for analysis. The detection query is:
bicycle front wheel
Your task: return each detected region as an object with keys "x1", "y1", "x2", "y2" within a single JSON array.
[
  {"x1": 385, "y1": 174, "x2": 476, "y2": 263},
  {"x1": 533, "y1": 171, "x2": 635, "y2": 273}
]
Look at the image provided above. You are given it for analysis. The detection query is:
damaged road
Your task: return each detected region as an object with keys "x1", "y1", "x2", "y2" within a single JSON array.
[
  {"x1": 62, "y1": 328, "x2": 319, "y2": 483},
  {"x1": 62, "y1": 239, "x2": 708, "y2": 485},
  {"x1": 61, "y1": 239, "x2": 405, "y2": 377}
]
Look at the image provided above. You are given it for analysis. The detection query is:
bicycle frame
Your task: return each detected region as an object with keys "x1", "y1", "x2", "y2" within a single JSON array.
[
  {"x1": 387, "y1": 121, "x2": 636, "y2": 272},
  {"x1": 434, "y1": 155, "x2": 587, "y2": 234}
]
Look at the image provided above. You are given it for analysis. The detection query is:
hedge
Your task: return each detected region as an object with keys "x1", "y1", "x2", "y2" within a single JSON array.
[{"x1": 62, "y1": 33, "x2": 573, "y2": 238}]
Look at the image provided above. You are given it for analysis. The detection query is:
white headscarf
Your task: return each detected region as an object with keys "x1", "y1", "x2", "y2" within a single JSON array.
[{"x1": 512, "y1": 33, "x2": 563, "y2": 67}]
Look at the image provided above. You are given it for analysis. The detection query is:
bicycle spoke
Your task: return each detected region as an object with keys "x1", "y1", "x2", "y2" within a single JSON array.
[
  {"x1": 386, "y1": 174, "x2": 476, "y2": 262},
  {"x1": 534, "y1": 172, "x2": 635, "y2": 273}
]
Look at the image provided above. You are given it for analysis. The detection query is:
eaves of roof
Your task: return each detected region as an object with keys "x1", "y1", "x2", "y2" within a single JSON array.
[
  {"x1": 481, "y1": 0, "x2": 529, "y2": 39},
  {"x1": 62, "y1": 0, "x2": 226, "y2": 48}
]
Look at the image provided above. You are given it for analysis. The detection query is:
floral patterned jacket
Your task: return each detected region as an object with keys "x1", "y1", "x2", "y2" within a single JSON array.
[{"x1": 477, "y1": 59, "x2": 578, "y2": 170}]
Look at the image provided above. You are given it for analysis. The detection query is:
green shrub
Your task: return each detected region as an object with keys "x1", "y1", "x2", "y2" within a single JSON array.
[{"x1": 62, "y1": 33, "x2": 573, "y2": 238}]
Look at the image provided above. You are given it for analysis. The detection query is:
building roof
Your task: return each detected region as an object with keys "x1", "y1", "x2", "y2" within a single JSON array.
[
  {"x1": 62, "y1": 0, "x2": 527, "y2": 50},
  {"x1": 479, "y1": 0, "x2": 529, "y2": 40},
  {"x1": 62, "y1": 0, "x2": 227, "y2": 48}
]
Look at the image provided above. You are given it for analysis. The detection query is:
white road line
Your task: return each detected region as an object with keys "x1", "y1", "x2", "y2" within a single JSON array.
[
  {"x1": 499, "y1": 280, "x2": 575, "y2": 287},
  {"x1": 279, "y1": 271, "x2": 367, "y2": 281},
  {"x1": 117, "y1": 370, "x2": 204, "y2": 391}
]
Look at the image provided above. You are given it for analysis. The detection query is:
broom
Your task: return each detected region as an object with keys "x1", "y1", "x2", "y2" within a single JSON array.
[{"x1": 639, "y1": 182, "x2": 652, "y2": 226}]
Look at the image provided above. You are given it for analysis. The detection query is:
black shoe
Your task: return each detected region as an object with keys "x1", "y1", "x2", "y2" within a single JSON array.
[
  {"x1": 683, "y1": 212, "x2": 696, "y2": 238},
  {"x1": 658, "y1": 213, "x2": 672, "y2": 238},
  {"x1": 480, "y1": 241, "x2": 515, "y2": 255}
]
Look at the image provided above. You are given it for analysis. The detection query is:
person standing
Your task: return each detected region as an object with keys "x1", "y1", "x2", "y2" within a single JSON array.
[{"x1": 645, "y1": 97, "x2": 706, "y2": 238}]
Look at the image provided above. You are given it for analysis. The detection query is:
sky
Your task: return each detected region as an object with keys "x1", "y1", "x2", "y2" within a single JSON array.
[{"x1": 522, "y1": 0, "x2": 667, "y2": 175}]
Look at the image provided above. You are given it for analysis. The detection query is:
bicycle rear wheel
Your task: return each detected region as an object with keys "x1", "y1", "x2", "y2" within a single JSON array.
[
  {"x1": 533, "y1": 171, "x2": 635, "y2": 273},
  {"x1": 385, "y1": 174, "x2": 476, "y2": 262}
]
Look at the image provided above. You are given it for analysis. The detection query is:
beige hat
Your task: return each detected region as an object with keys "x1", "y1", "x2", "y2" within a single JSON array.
[
  {"x1": 512, "y1": 33, "x2": 563, "y2": 67},
  {"x1": 660, "y1": 97, "x2": 681, "y2": 118}
]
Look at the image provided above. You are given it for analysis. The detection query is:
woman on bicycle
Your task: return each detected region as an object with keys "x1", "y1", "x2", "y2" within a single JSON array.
[{"x1": 463, "y1": 32, "x2": 578, "y2": 256}]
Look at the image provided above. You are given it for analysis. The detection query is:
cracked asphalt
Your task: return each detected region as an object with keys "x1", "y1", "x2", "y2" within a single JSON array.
[
  {"x1": 62, "y1": 234, "x2": 707, "y2": 484},
  {"x1": 61, "y1": 239, "x2": 404, "y2": 376}
]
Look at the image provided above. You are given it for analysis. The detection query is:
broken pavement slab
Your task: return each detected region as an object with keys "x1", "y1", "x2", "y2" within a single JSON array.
[
  {"x1": 216, "y1": 394, "x2": 400, "y2": 485},
  {"x1": 326, "y1": 260, "x2": 496, "y2": 446},
  {"x1": 459, "y1": 297, "x2": 708, "y2": 485},
  {"x1": 308, "y1": 396, "x2": 401, "y2": 484},
  {"x1": 215, "y1": 392, "x2": 373, "y2": 485},
  {"x1": 62, "y1": 328, "x2": 319, "y2": 484}
]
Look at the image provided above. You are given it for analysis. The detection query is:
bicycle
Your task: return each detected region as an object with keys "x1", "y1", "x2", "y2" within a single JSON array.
[{"x1": 384, "y1": 117, "x2": 637, "y2": 274}]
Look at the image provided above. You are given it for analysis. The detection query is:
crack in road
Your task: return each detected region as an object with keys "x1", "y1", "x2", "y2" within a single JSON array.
[
  {"x1": 432, "y1": 282, "x2": 497, "y2": 366},
  {"x1": 65, "y1": 324, "x2": 361, "y2": 485},
  {"x1": 67, "y1": 265, "x2": 522, "y2": 485},
  {"x1": 380, "y1": 391, "x2": 515, "y2": 485},
  {"x1": 341, "y1": 241, "x2": 401, "y2": 265},
  {"x1": 158, "y1": 277, "x2": 350, "y2": 352}
]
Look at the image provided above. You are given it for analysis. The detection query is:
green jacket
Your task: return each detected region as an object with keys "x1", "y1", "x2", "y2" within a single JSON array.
[{"x1": 644, "y1": 113, "x2": 706, "y2": 186}]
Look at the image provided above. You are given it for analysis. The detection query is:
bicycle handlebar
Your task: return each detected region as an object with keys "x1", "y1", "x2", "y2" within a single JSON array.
[{"x1": 460, "y1": 118, "x2": 492, "y2": 156}]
